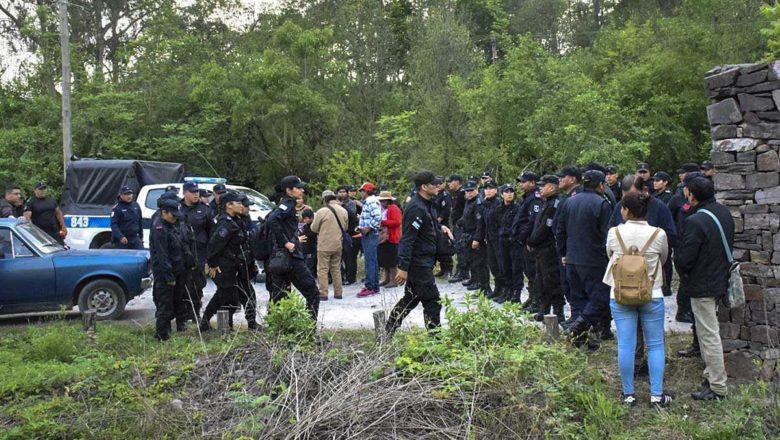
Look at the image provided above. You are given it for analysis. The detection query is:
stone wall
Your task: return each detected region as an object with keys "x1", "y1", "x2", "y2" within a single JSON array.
[{"x1": 705, "y1": 62, "x2": 780, "y2": 381}]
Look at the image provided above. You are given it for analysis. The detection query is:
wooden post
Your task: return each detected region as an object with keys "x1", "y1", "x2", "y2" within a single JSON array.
[
  {"x1": 543, "y1": 315, "x2": 560, "y2": 342},
  {"x1": 217, "y1": 310, "x2": 230, "y2": 334},
  {"x1": 82, "y1": 310, "x2": 96, "y2": 344},
  {"x1": 373, "y1": 310, "x2": 386, "y2": 343}
]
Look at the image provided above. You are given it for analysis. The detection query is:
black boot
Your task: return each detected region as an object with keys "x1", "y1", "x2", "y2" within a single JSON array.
[
  {"x1": 554, "y1": 305, "x2": 565, "y2": 323},
  {"x1": 199, "y1": 315, "x2": 213, "y2": 332},
  {"x1": 533, "y1": 304, "x2": 550, "y2": 322},
  {"x1": 564, "y1": 316, "x2": 591, "y2": 347}
]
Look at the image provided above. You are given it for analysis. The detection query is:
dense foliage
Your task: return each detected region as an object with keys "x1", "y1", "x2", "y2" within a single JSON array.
[{"x1": 0, "y1": 0, "x2": 774, "y2": 195}]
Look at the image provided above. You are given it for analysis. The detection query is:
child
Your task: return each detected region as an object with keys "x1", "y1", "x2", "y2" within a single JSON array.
[{"x1": 299, "y1": 208, "x2": 318, "y2": 276}]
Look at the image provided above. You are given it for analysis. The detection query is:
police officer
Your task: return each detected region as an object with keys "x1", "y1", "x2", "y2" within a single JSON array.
[
  {"x1": 475, "y1": 179, "x2": 502, "y2": 297},
  {"x1": 209, "y1": 183, "x2": 227, "y2": 219},
  {"x1": 180, "y1": 181, "x2": 213, "y2": 322},
  {"x1": 433, "y1": 176, "x2": 453, "y2": 277},
  {"x1": 606, "y1": 166, "x2": 622, "y2": 201},
  {"x1": 496, "y1": 184, "x2": 520, "y2": 303},
  {"x1": 512, "y1": 172, "x2": 544, "y2": 312},
  {"x1": 385, "y1": 171, "x2": 448, "y2": 334},
  {"x1": 201, "y1": 191, "x2": 252, "y2": 331},
  {"x1": 458, "y1": 180, "x2": 490, "y2": 294},
  {"x1": 554, "y1": 165, "x2": 582, "y2": 328},
  {"x1": 526, "y1": 175, "x2": 566, "y2": 322},
  {"x1": 652, "y1": 172, "x2": 674, "y2": 203},
  {"x1": 265, "y1": 176, "x2": 321, "y2": 320},
  {"x1": 236, "y1": 194, "x2": 260, "y2": 329},
  {"x1": 446, "y1": 175, "x2": 468, "y2": 282},
  {"x1": 150, "y1": 199, "x2": 187, "y2": 341},
  {"x1": 110, "y1": 186, "x2": 143, "y2": 249},
  {"x1": 556, "y1": 170, "x2": 613, "y2": 349}
]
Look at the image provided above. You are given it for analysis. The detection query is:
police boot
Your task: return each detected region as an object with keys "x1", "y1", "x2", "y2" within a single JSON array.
[
  {"x1": 487, "y1": 286, "x2": 501, "y2": 300},
  {"x1": 199, "y1": 315, "x2": 213, "y2": 332},
  {"x1": 564, "y1": 316, "x2": 591, "y2": 347},
  {"x1": 449, "y1": 272, "x2": 466, "y2": 283},
  {"x1": 533, "y1": 304, "x2": 549, "y2": 322},
  {"x1": 493, "y1": 287, "x2": 508, "y2": 304},
  {"x1": 554, "y1": 305, "x2": 566, "y2": 323}
]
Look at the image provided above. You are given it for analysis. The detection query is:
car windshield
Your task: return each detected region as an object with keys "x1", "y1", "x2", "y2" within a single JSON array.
[
  {"x1": 16, "y1": 222, "x2": 66, "y2": 254},
  {"x1": 234, "y1": 187, "x2": 275, "y2": 211}
]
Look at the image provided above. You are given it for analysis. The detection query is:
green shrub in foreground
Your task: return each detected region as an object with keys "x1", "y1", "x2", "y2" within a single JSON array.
[{"x1": 265, "y1": 293, "x2": 316, "y2": 346}]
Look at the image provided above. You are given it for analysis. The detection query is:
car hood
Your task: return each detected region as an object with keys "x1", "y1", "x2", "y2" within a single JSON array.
[{"x1": 56, "y1": 249, "x2": 149, "y2": 260}]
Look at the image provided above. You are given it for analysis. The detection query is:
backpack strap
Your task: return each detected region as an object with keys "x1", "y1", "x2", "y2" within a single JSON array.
[
  {"x1": 614, "y1": 227, "x2": 628, "y2": 253},
  {"x1": 639, "y1": 228, "x2": 661, "y2": 255},
  {"x1": 699, "y1": 209, "x2": 734, "y2": 264},
  {"x1": 325, "y1": 204, "x2": 346, "y2": 234}
]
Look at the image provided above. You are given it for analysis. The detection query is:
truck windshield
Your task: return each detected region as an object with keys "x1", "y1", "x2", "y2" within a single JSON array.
[
  {"x1": 235, "y1": 188, "x2": 275, "y2": 211},
  {"x1": 16, "y1": 222, "x2": 66, "y2": 254}
]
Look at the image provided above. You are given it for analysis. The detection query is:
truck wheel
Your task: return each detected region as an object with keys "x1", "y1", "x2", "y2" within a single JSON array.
[
  {"x1": 99, "y1": 242, "x2": 116, "y2": 249},
  {"x1": 77, "y1": 279, "x2": 127, "y2": 320}
]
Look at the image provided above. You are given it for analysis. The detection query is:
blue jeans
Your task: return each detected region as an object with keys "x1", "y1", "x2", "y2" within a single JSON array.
[
  {"x1": 362, "y1": 230, "x2": 379, "y2": 290},
  {"x1": 610, "y1": 298, "x2": 666, "y2": 396}
]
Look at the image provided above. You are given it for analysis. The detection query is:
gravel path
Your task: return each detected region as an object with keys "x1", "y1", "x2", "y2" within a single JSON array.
[{"x1": 120, "y1": 278, "x2": 693, "y2": 333}]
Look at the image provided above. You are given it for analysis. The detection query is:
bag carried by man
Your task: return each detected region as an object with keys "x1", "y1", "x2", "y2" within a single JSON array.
[
  {"x1": 611, "y1": 228, "x2": 660, "y2": 306},
  {"x1": 700, "y1": 209, "x2": 745, "y2": 309}
]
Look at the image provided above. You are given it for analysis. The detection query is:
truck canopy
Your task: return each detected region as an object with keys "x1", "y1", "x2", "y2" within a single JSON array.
[{"x1": 61, "y1": 159, "x2": 185, "y2": 215}]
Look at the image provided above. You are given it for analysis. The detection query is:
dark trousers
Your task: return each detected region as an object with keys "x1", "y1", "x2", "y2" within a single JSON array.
[
  {"x1": 535, "y1": 245, "x2": 565, "y2": 312},
  {"x1": 342, "y1": 236, "x2": 361, "y2": 283},
  {"x1": 497, "y1": 237, "x2": 514, "y2": 292},
  {"x1": 453, "y1": 226, "x2": 469, "y2": 277},
  {"x1": 662, "y1": 255, "x2": 673, "y2": 297},
  {"x1": 466, "y1": 240, "x2": 489, "y2": 289},
  {"x1": 567, "y1": 263, "x2": 610, "y2": 325},
  {"x1": 485, "y1": 239, "x2": 503, "y2": 291},
  {"x1": 203, "y1": 267, "x2": 239, "y2": 323},
  {"x1": 153, "y1": 274, "x2": 186, "y2": 338},
  {"x1": 237, "y1": 275, "x2": 257, "y2": 324},
  {"x1": 182, "y1": 269, "x2": 204, "y2": 322},
  {"x1": 386, "y1": 268, "x2": 442, "y2": 334},
  {"x1": 269, "y1": 257, "x2": 320, "y2": 320},
  {"x1": 676, "y1": 286, "x2": 692, "y2": 317},
  {"x1": 523, "y1": 247, "x2": 539, "y2": 304},
  {"x1": 115, "y1": 235, "x2": 143, "y2": 250}
]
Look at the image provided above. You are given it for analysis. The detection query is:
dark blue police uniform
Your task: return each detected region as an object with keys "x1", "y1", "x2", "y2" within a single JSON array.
[{"x1": 110, "y1": 187, "x2": 143, "y2": 249}]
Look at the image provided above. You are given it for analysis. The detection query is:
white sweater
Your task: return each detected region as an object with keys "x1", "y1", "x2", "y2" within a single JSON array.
[{"x1": 603, "y1": 220, "x2": 669, "y2": 300}]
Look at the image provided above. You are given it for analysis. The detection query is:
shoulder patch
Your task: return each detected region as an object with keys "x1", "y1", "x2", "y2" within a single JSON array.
[
  {"x1": 412, "y1": 217, "x2": 422, "y2": 230},
  {"x1": 533, "y1": 205, "x2": 540, "y2": 213},
  {"x1": 546, "y1": 218, "x2": 554, "y2": 227},
  {"x1": 278, "y1": 204, "x2": 288, "y2": 211},
  {"x1": 218, "y1": 227, "x2": 229, "y2": 238}
]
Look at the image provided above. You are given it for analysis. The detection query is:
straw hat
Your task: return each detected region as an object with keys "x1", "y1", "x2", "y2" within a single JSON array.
[{"x1": 377, "y1": 191, "x2": 395, "y2": 201}]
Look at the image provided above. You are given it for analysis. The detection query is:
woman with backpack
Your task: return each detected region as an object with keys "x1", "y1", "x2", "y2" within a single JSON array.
[{"x1": 603, "y1": 193, "x2": 672, "y2": 408}]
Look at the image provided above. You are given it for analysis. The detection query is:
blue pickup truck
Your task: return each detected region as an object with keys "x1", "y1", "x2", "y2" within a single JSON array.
[{"x1": 0, "y1": 218, "x2": 152, "y2": 320}]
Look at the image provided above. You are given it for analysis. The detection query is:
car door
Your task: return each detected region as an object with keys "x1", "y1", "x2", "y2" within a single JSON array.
[{"x1": 0, "y1": 227, "x2": 57, "y2": 313}]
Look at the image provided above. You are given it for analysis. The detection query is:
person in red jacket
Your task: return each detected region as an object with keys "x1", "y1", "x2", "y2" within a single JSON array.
[{"x1": 378, "y1": 191, "x2": 402, "y2": 288}]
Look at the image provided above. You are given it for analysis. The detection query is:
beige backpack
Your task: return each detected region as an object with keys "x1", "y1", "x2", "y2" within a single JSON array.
[{"x1": 612, "y1": 227, "x2": 660, "y2": 306}]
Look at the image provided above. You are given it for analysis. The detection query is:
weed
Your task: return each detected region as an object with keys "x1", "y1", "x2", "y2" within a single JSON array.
[{"x1": 265, "y1": 293, "x2": 315, "y2": 346}]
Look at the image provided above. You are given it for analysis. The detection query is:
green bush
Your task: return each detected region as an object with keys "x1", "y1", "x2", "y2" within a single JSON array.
[{"x1": 265, "y1": 294, "x2": 316, "y2": 346}]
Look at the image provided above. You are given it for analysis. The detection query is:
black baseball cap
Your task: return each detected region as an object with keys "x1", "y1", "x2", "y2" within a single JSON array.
[
  {"x1": 183, "y1": 181, "x2": 199, "y2": 193},
  {"x1": 540, "y1": 175, "x2": 560, "y2": 186},
  {"x1": 159, "y1": 199, "x2": 182, "y2": 217},
  {"x1": 464, "y1": 180, "x2": 478, "y2": 191},
  {"x1": 280, "y1": 175, "x2": 307, "y2": 190},
  {"x1": 34, "y1": 181, "x2": 47, "y2": 190},
  {"x1": 119, "y1": 185, "x2": 133, "y2": 195},
  {"x1": 239, "y1": 194, "x2": 254, "y2": 207},
  {"x1": 500, "y1": 184, "x2": 515, "y2": 193},
  {"x1": 413, "y1": 171, "x2": 436, "y2": 187},
  {"x1": 677, "y1": 163, "x2": 699, "y2": 174},
  {"x1": 557, "y1": 166, "x2": 581, "y2": 179},
  {"x1": 199, "y1": 189, "x2": 211, "y2": 198},
  {"x1": 605, "y1": 165, "x2": 617, "y2": 174},
  {"x1": 484, "y1": 180, "x2": 498, "y2": 189},
  {"x1": 700, "y1": 160, "x2": 714, "y2": 171},
  {"x1": 517, "y1": 171, "x2": 538, "y2": 183},
  {"x1": 221, "y1": 190, "x2": 242, "y2": 204},
  {"x1": 683, "y1": 171, "x2": 703, "y2": 186},
  {"x1": 636, "y1": 162, "x2": 650, "y2": 172},
  {"x1": 481, "y1": 171, "x2": 492, "y2": 178},
  {"x1": 165, "y1": 185, "x2": 178, "y2": 192},
  {"x1": 652, "y1": 171, "x2": 672, "y2": 182},
  {"x1": 213, "y1": 183, "x2": 227, "y2": 194},
  {"x1": 447, "y1": 174, "x2": 462, "y2": 182},
  {"x1": 582, "y1": 170, "x2": 606, "y2": 184},
  {"x1": 433, "y1": 176, "x2": 445, "y2": 185}
]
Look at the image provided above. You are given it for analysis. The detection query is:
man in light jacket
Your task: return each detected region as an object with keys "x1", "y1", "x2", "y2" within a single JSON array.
[{"x1": 311, "y1": 190, "x2": 349, "y2": 300}]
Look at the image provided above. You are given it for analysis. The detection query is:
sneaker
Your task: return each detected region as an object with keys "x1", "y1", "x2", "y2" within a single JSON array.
[
  {"x1": 650, "y1": 393, "x2": 673, "y2": 409},
  {"x1": 676, "y1": 345, "x2": 701, "y2": 358},
  {"x1": 621, "y1": 393, "x2": 637, "y2": 407},
  {"x1": 691, "y1": 388, "x2": 725, "y2": 401},
  {"x1": 357, "y1": 288, "x2": 378, "y2": 298}
]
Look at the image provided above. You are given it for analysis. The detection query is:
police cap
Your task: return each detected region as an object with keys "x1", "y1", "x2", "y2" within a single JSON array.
[
  {"x1": 221, "y1": 190, "x2": 242, "y2": 204},
  {"x1": 464, "y1": 180, "x2": 478, "y2": 191},
  {"x1": 500, "y1": 184, "x2": 515, "y2": 193},
  {"x1": 582, "y1": 170, "x2": 606, "y2": 184},
  {"x1": 682, "y1": 171, "x2": 703, "y2": 187},
  {"x1": 517, "y1": 171, "x2": 538, "y2": 183},
  {"x1": 481, "y1": 171, "x2": 492, "y2": 179},
  {"x1": 199, "y1": 189, "x2": 211, "y2": 198},
  {"x1": 280, "y1": 176, "x2": 307, "y2": 190},
  {"x1": 652, "y1": 171, "x2": 672, "y2": 182},
  {"x1": 119, "y1": 185, "x2": 133, "y2": 195},
  {"x1": 447, "y1": 174, "x2": 462, "y2": 182},
  {"x1": 159, "y1": 199, "x2": 182, "y2": 217},
  {"x1": 677, "y1": 163, "x2": 699, "y2": 174},
  {"x1": 539, "y1": 175, "x2": 560, "y2": 186},
  {"x1": 557, "y1": 166, "x2": 581, "y2": 179},
  {"x1": 636, "y1": 162, "x2": 650, "y2": 172},
  {"x1": 605, "y1": 165, "x2": 617, "y2": 175},
  {"x1": 484, "y1": 180, "x2": 498, "y2": 189},
  {"x1": 700, "y1": 160, "x2": 714, "y2": 171},
  {"x1": 213, "y1": 183, "x2": 227, "y2": 194},
  {"x1": 183, "y1": 181, "x2": 199, "y2": 193},
  {"x1": 34, "y1": 181, "x2": 47, "y2": 190},
  {"x1": 239, "y1": 194, "x2": 254, "y2": 207}
]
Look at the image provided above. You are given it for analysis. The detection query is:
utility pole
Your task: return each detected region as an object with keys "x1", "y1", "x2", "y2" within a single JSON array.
[
  {"x1": 58, "y1": 0, "x2": 72, "y2": 178},
  {"x1": 490, "y1": 34, "x2": 498, "y2": 64}
]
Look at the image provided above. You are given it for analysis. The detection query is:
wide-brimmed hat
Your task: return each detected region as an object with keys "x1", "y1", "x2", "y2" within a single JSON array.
[{"x1": 377, "y1": 191, "x2": 395, "y2": 201}]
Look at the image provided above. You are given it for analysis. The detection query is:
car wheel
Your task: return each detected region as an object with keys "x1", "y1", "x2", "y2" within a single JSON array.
[{"x1": 77, "y1": 279, "x2": 127, "y2": 320}]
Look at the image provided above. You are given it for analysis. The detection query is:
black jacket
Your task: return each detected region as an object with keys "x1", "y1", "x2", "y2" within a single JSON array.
[
  {"x1": 111, "y1": 200, "x2": 143, "y2": 243},
  {"x1": 266, "y1": 196, "x2": 304, "y2": 259},
  {"x1": 674, "y1": 199, "x2": 735, "y2": 299},
  {"x1": 527, "y1": 194, "x2": 561, "y2": 249},
  {"x1": 458, "y1": 197, "x2": 480, "y2": 234},
  {"x1": 498, "y1": 202, "x2": 518, "y2": 240},
  {"x1": 475, "y1": 196, "x2": 500, "y2": 243},
  {"x1": 655, "y1": 189, "x2": 673, "y2": 204},
  {"x1": 450, "y1": 188, "x2": 466, "y2": 226},
  {"x1": 554, "y1": 188, "x2": 612, "y2": 267},
  {"x1": 608, "y1": 182, "x2": 622, "y2": 202},
  {"x1": 398, "y1": 194, "x2": 439, "y2": 271},
  {"x1": 149, "y1": 216, "x2": 185, "y2": 282},
  {"x1": 434, "y1": 190, "x2": 452, "y2": 225},
  {"x1": 207, "y1": 213, "x2": 250, "y2": 269},
  {"x1": 512, "y1": 188, "x2": 543, "y2": 244},
  {"x1": 0, "y1": 199, "x2": 23, "y2": 218},
  {"x1": 181, "y1": 201, "x2": 214, "y2": 247}
]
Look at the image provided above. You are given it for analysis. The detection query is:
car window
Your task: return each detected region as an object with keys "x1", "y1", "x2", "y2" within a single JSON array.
[
  {"x1": 145, "y1": 189, "x2": 167, "y2": 209},
  {"x1": 0, "y1": 229, "x2": 11, "y2": 259},
  {"x1": 13, "y1": 233, "x2": 34, "y2": 257}
]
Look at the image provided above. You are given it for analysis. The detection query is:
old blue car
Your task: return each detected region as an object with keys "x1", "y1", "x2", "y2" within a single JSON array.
[{"x1": 0, "y1": 218, "x2": 151, "y2": 320}]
